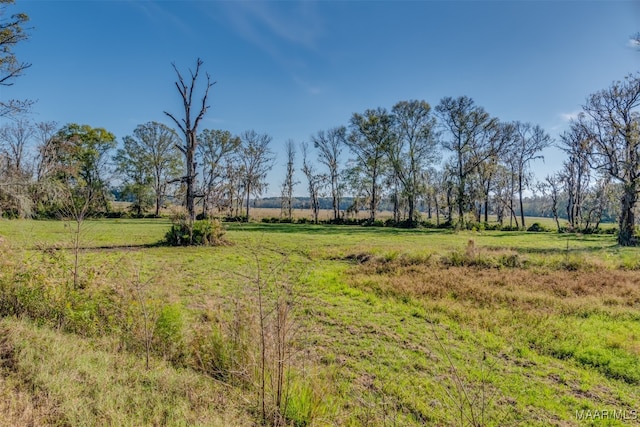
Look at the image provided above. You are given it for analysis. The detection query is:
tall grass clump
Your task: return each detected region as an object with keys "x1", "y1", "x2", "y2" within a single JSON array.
[{"x1": 165, "y1": 207, "x2": 228, "y2": 246}]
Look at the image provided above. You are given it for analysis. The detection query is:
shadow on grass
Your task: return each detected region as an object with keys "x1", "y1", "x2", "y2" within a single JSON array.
[
  {"x1": 224, "y1": 222, "x2": 454, "y2": 236},
  {"x1": 31, "y1": 242, "x2": 168, "y2": 252}
]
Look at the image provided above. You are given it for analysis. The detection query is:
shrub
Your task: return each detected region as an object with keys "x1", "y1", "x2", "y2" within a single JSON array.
[
  {"x1": 483, "y1": 222, "x2": 503, "y2": 231},
  {"x1": 261, "y1": 217, "x2": 283, "y2": 223},
  {"x1": 221, "y1": 215, "x2": 248, "y2": 223},
  {"x1": 154, "y1": 304, "x2": 186, "y2": 364},
  {"x1": 527, "y1": 222, "x2": 547, "y2": 232},
  {"x1": 165, "y1": 218, "x2": 227, "y2": 246},
  {"x1": 104, "y1": 211, "x2": 127, "y2": 219},
  {"x1": 437, "y1": 220, "x2": 453, "y2": 229}
]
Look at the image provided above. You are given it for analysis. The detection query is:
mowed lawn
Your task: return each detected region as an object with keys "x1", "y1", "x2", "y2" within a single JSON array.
[{"x1": 0, "y1": 218, "x2": 639, "y2": 426}]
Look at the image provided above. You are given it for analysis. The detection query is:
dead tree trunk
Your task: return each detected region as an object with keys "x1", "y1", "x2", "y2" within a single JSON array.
[{"x1": 164, "y1": 58, "x2": 214, "y2": 226}]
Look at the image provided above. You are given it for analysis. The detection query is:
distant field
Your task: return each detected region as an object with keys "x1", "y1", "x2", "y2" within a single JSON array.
[
  {"x1": 0, "y1": 218, "x2": 638, "y2": 426},
  {"x1": 113, "y1": 201, "x2": 608, "y2": 230}
]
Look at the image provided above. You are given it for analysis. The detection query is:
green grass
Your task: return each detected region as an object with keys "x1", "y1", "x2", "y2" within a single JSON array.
[
  {"x1": 0, "y1": 218, "x2": 639, "y2": 425},
  {"x1": 0, "y1": 317, "x2": 250, "y2": 426}
]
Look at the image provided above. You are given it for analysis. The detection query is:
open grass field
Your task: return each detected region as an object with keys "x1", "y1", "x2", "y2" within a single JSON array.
[{"x1": 0, "y1": 218, "x2": 639, "y2": 426}]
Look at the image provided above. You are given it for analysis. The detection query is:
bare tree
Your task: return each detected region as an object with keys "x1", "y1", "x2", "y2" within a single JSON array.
[
  {"x1": 280, "y1": 139, "x2": 297, "y2": 221},
  {"x1": 492, "y1": 163, "x2": 517, "y2": 227},
  {"x1": 580, "y1": 73, "x2": 640, "y2": 245},
  {"x1": 312, "y1": 126, "x2": 345, "y2": 222},
  {"x1": 558, "y1": 121, "x2": 591, "y2": 230},
  {"x1": 34, "y1": 121, "x2": 58, "y2": 183},
  {"x1": 0, "y1": 118, "x2": 34, "y2": 217},
  {"x1": 164, "y1": 58, "x2": 214, "y2": 223},
  {"x1": 475, "y1": 151, "x2": 499, "y2": 223},
  {"x1": 198, "y1": 129, "x2": 240, "y2": 218},
  {"x1": 301, "y1": 142, "x2": 324, "y2": 224},
  {"x1": 0, "y1": 118, "x2": 33, "y2": 174},
  {"x1": 537, "y1": 174, "x2": 563, "y2": 231},
  {"x1": 239, "y1": 130, "x2": 274, "y2": 221},
  {"x1": 510, "y1": 121, "x2": 552, "y2": 228},
  {"x1": 582, "y1": 175, "x2": 615, "y2": 230}
]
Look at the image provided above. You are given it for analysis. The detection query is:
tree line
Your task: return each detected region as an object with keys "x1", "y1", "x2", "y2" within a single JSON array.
[
  {"x1": 1, "y1": 0, "x2": 639, "y2": 245},
  {"x1": 0, "y1": 79, "x2": 630, "y2": 241}
]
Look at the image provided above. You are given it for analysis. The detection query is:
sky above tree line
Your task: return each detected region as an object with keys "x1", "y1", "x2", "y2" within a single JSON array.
[{"x1": 5, "y1": 0, "x2": 640, "y2": 196}]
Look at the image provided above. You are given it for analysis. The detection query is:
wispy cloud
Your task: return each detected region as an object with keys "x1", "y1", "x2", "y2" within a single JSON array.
[
  {"x1": 222, "y1": 2, "x2": 324, "y2": 53},
  {"x1": 126, "y1": 1, "x2": 195, "y2": 39},
  {"x1": 628, "y1": 36, "x2": 640, "y2": 49},
  {"x1": 559, "y1": 111, "x2": 580, "y2": 122},
  {"x1": 293, "y1": 75, "x2": 323, "y2": 96},
  {"x1": 218, "y1": 3, "x2": 326, "y2": 96}
]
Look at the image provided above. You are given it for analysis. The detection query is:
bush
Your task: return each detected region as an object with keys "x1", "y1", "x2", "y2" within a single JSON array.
[
  {"x1": 103, "y1": 211, "x2": 127, "y2": 219},
  {"x1": 196, "y1": 326, "x2": 230, "y2": 381},
  {"x1": 165, "y1": 218, "x2": 227, "y2": 246},
  {"x1": 261, "y1": 217, "x2": 284, "y2": 224},
  {"x1": 154, "y1": 304, "x2": 186, "y2": 364},
  {"x1": 483, "y1": 222, "x2": 503, "y2": 231},
  {"x1": 527, "y1": 222, "x2": 548, "y2": 232},
  {"x1": 221, "y1": 215, "x2": 248, "y2": 223}
]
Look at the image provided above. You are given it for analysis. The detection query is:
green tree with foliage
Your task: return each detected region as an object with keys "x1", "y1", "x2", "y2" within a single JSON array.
[
  {"x1": 115, "y1": 122, "x2": 182, "y2": 216},
  {"x1": 50, "y1": 123, "x2": 116, "y2": 214},
  {"x1": 389, "y1": 100, "x2": 440, "y2": 227},
  {"x1": 346, "y1": 108, "x2": 394, "y2": 222},
  {"x1": 436, "y1": 96, "x2": 502, "y2": 226}
]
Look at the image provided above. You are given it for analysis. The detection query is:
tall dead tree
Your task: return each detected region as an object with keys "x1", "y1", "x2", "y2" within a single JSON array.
[{"x1": 164, "y1": 58, "x2": 214, "y2": 223}]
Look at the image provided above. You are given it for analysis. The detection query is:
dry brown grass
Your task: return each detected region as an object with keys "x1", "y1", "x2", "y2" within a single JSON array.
[
  {"x1": 0, "y1": 377, "x2": 62, "y2": 427},
  {"x1": 349, "y1": 257, "x2": 640, "y2": 317},
  {"x1": 0, "y1": 330, "x2": 64, "y2": 427},
  {"x1": 112, "y1": 200, "x2": 396, "y2": 222},
  {"x1": 237, "y1": 207, "x2": 396, "y2": 221}
]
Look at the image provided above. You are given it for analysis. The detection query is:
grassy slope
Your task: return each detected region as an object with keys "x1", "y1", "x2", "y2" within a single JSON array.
[{"x1": 0, "y1": 219, "x2": 638, "y2": 425}]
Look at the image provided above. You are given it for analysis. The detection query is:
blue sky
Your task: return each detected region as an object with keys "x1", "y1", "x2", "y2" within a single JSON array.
[{"x1": 6, "y1": 0, "x2": 640, "y2": 196}]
